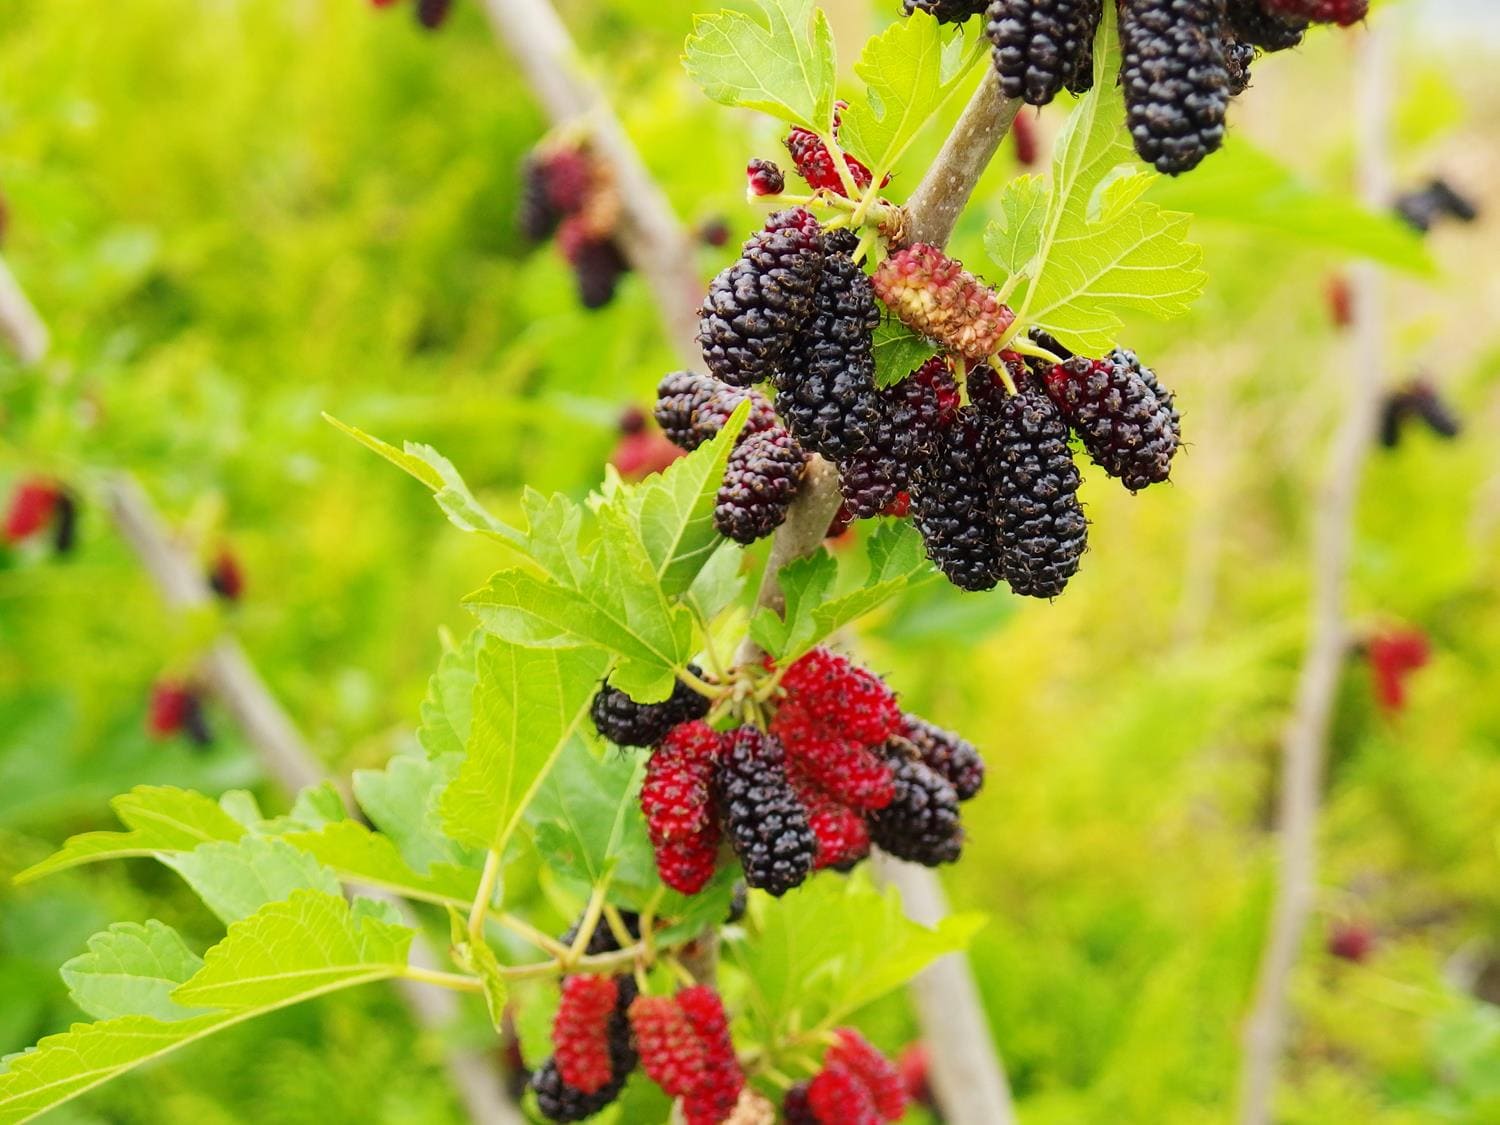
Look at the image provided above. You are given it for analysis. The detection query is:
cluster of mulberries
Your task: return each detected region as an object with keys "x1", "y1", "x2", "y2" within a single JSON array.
[
  {"x1": 4, "y1": 477, "x2": 77, "y2": 555},
  {"x1": 594, "y1": 647, "x2": 983, "y2": 896},
  {"x1": 1379, "y1": 378, "x2": 1461, "y2": 449},
  {"x1": 369, "y1": 0, "x2": 455, "y2": 31},
  {"x1": 784, "y1": 1029, "x2": 908, "y2": 1124},
  {"x1": 517, "y1": 141, "x2": 630, "y2": 308},
  {"x1": 653, "y1": 371, "x2": 810, "y2": 544},
  {"x1": 147, "y1": 681, "x2": 213, "y2": 747},
  {"x1": 781, "y1": 103, "x2": 886, "y2": 199},
  {"x1": 531, "y1": 976, "x2": 638, "y2": 1121},
  {"x1": 903, "y1": 0, "x2": 1360, "y2": 175},
  {"x1": 1394, "y1": 176, "x2": 1480, "y2": 234}
]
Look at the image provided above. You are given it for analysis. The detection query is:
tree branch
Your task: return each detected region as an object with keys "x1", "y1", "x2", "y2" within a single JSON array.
[
  {"x1": 0, "y1": 256, "x2": 49, "y2": 365},
  {"x1": 1235, "y1": 25, "x2": 1391, "y2": 1125}
]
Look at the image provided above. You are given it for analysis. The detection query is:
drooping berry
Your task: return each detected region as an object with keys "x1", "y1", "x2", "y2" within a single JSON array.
[
  {"x1": 985, "y1": 0, "x2": 1102, "y2": 106},
  {"x1": 909, "y1": 408, "x2": 1004, "y2": 592},
  {"x1": 552, "y1": 975, "x2": 620, "y2": 1095},
  {"x1": 784, "y1": 126, "x2": 876, "y2": 199},
  {"x1": 774, "y1": 229, "x2": 885, "y2": 460},
  {"x1": 788, "y1": 739, "x2": 896, "y2": 812},
  {"x1": 539, "y1": 148, "x2": 596, "y2": 215},
  {"x1": 715, "y1": 428, "x2": 808, "y2": 544},
  {"x1": 746, "y1": 158, "x2": 786, "y2": 197},
  {"x1": 871, "y1": 244, "x2": 1015, "y2": 362},
  {"x1": 1045, "y1": 349, "x2": 1180, "y2": 491},
  {"x1": 641, "y1": 721, "x2": 723, "y2": 843},
  {"x1": 1119, "y1": 0, "x2": 1232, "y2": 175},
  {"x1": 986, "y1": 377, "x2": 1088, "y2": 598},
  {"x1": 836, "y1": 453, "x2": 905, "y2": 522},
  {"x1": 590, "y1": 668, "x2": 712, "y2": 748},
  {"x1": 654, "y1": 830, "x2": 722, "y2": 895},
  {"x1": 1225, "y1": 0, "x2": 1306, "y2": 49},
  {"x1": 866, "y1": 743, "x2": 964, "y2": 866},
  {"x1": 4, "y1": 478, "x2": 59, "y2": 543},
  {"x1": 1366, "y1": 627, "x2": 1430, "y2": 713},
  {"x1": 808, "y1": 1062, "x2": 882, "y2": 1125},
  {"x1": 899, "y1": 714, "x2": 984, "y2": 801},
  {"x1": 566, "y1": 233, "x2": 629, "y2": 309},
  {"x1": 826, "y1": 1030, "x2": 907, "y2": 1121},
  {"x1": 208, "y1": 547, "x2": 245, "y2": 602},
  {"x1": 713, "y1": 727, "x2": 816, "y2": 896},
  {"x1": 1011, "y1": 107, "x2": 1040, "y2": 167},
  {"x1": 797, "y1": 783, "x2": 872, "y2": 871},
  {"x1": 676, "y1": 986, "x2": 746, "y2": 1125},
  {"x1": 653, "y1": 371, "x2": 780, "y2": 453},
  {"x1": 629, "y1": 994, "x2": 706, "y2": 1098},
  {"x1": 902, "y1": 0, "x2": 990, "y2": 22},
  {"x1": 415, "y1": 0, "x2": 453, "y2": 29},
  {"x1": 1262, "y1": 0, "x2": 1367, "y2": 26},
  {"x1": 773, "y1": 648, "x2": 902, "y2": 747},
  {"x1": 699, "y1": 209, "x2": 824, "y2": 387},
  {"x1": 531, "y1": 1003, "x2": 636, "y2": 1123}
]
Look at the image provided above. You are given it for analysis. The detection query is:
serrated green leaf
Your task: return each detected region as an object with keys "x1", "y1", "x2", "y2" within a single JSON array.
[
  {"x1": 984, "y1": 173, "x2": 1048, "y2": 278},
  {"x1": 527, "y1": 740, "x2": 646, "y2": 897},
  {"x1": 280, "y1": 820, "x2": 480, "y2": 909},
  {"x1": 353, "y1": 753, "x2": 474, "y2": 874},
  {"x1": 683, "y1": 0, "x2": 836, "y2": 131},
  {"x1": 284, "y1": 783, "x2": 349, "y2": 830},
  {"x1": 748, "y1": 549, "x2": 836, "y2": 659},
  {"x1": 162, "y1": 836, "x2": 341, "y2": 925},
  {"x1": 60, "y1": 922, "x2": 206, "y2": 1023},
  {"x1": 519, "y1": 489, "x2": 590, "y2": 587},
  {"x1": 685, "y1": 541, "x2": 746, "y2": 624},
  {"x1": 15, "y1": 787, "x2": 245, "y2": 883},
  {"x1": 872, "y1": 320, "x2": 941, "y2": 389},
  {"x1": 462, "y1": 939, "x2": 509, "y2": 1033},
  {"x1": 417, "y1": 629, "x2": 482, "y2": 760},
  {"x1": 439, "y1": 639, "x2": 611, "y2": 854},
  {"x1": 840, "y1": 13, "x2": 985, "y2": 182}
]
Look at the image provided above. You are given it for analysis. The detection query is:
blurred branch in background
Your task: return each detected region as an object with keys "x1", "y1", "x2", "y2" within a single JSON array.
[
  {"x1": 1236, "y1": 23, "x2": 1394, "y2": 1125},
  {"x1": 0, "y1": 257, "x2": 47, "y2": 365}
]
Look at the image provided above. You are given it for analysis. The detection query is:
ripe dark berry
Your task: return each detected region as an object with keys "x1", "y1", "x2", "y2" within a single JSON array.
[
  {"x1": 1046, "y1": 349, "x2": 1180, "y2": 491},
  {"x1": 867, "y1": 743, "x2": 963, "y2": 866},
  {"x1": 208, "y1": 548, "x2": 244, "y2": 602},
  {"x1": 714, "y1": 428, "x2": 808, "y2": 544},
  {"x1": 1225, "y1": 0, "x2": 1306, "y2": 50},
  {"x1": 746, "y1": 158, "x2": 786, "y2": 197},
  {"x1": 676, "y1": 986, "x2": 745, "y2": 1125},
  {"x1": 784, "y1": 126, "x2": 876, "y2": 198},
  {"x1": 50, "y1": 492, "x2": 78, "y2": 555},
  {"x1": 415, "y1": 0, "x2": 453, "y2": 29},
  {"x1": 903, "y1": 0, "x2": 991, "y2": 23},
  {"x1": 531, "y1": 1005, "x2": 635, "y2": 1123},
  {"x1": 1262, "y1": 0, "x2": 1366, "y2": 26},
  {"x1": 653, "y1": 371, "x2": 779, "y2": 452},
  {"x1": 784, "y1": 1083, "x2": 819, "y2": 1125},
  {"x1": 985, "y1": 0, "x2": 1102, "y2": 106},
  {"x1": 698, "y1": 208, "x2": 824, "y2": 387},
  {"x1": 1119, "y1": 0, "x2": 1232, "y2": 175},
  {"x1": 560, "y1": 909, "x2": 640, "y2": 955},
  {"x1": 590, "y1": 666, "x2": 712, "y2": 747},
  {"x1": 552, "y1": 975, "x2": 619, "y2": 1095},
  {"x1": 641, "y1": 720, "x2": 722, "y2": 844},
  {"x1": 518, "y1": 155, "x2": 560, "y2": 241},
  {"x1": 775, "y1": 229, "x2": 885, "y2": 460},
  {"x1": 567, "y1": 235, "x2": 629, "y2": 309},
  {"x1": 987, "y1": 377, "x2": 1088, "y2": 598},
  {"x1": 872, "y1": 244, "x2": 1015, "y2": 362},
  {"x1": 899, "y1": 714, "x2": 984, "y2": 801},
  {"x1": 910, "y1": 408, "x2": 1004, "y2": 592},
  {"x1": 629, "y1": 994, "x2": 706, "y2": 1098},
  {"x1": 713, "y1": 727, "x2": 816, "y2": 897},
  {"x1": 826, "y1": 1029, "x2": 907, "y2": 1121}
]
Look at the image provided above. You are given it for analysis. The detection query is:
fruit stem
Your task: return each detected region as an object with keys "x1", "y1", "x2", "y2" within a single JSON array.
[
  {"x1": 404, "y1": 966, "x2": 487, "y2": 994},
  {"x1": 466, "y1": 847, "x2": 504, "y2": 947},
  {"x1": 495, "y1": 912, "x2": 573, "y2": 960},
  {"x1": 1007, "y1": 336, "x2": 1062, "y2": 367},
  {"x1": 566, "y1": 875, "x2": 614, "y2": 966},
  {"x1": 677, "y1": 666, "x2": 721, "y2": 700},
  {"x1": 819, "y1": 130, "x2": 863, "y2": 201}
]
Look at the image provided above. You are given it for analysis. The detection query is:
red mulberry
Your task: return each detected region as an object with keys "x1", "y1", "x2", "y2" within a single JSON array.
[
  {"x1": 552, "y1": 975, "x2": 619, "y2": 1095},
  {"x1": 871, "y1": 244, "x2": 1015, "y2": 363},
  {"x1": 826, "y1": 1030, "x2": 907, "y2": 1121},
  {"x1": 746, "y1": 158, "x2": 785, "y2": 197},
  {"x1": 774, "y1": 648, "x2": 901, "y2": 746},
  {"x1": 629, "y1": 994, "x2": 706, "y2": 1098},
  {"x1": 713, "y1": 727, "x2": 816, "y2": 897},
  {"x1": 641, "y1": 721, "x2": 722, "y2": 843},
  {"x1": 1262, "y1": 0, "x2": 1366, "y2": 25},
  {"x1": 1045, "y1": 349, "x2": 1180, "y2": 491},
  {"x1": 714, "y1": 428, "x2": 808, "y2": 544},
  {"x1": 147, "y1": 682, "x2": 212, "y2": 747},
  {"x1": 4, "y1": 477, "x2": 59, "y2": 543},
  {"x1": 677, "y1": 986, "x2": 745, "y2": 1125},
  {"x1": 808, "y1": 1062, "x2": 882, "y2": 1125},
  {"x1": 654, "y1": 830, "x2": 722, "y2": 896},
  {"x1": 784, "y1": 126, "x2": 876, "y2": 199},
  {"x1": 799, "y1": 786, "x2": 872, "y2": 870}
]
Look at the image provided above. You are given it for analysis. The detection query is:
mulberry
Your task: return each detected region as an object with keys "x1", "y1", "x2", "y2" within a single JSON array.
[
  {"x1": 799, "y1": 785, "x2": 872, "y2": 870},
  {"x1": 1045, "y1": 349, "x2": 1180, "y2": 491},
  {"x1": 566, "y1": 235, "x2": 629, "y2": 309},
  {"x1": 900, "y1": 715, "x2": 984, "y2": 801},
  {"x1": 531, "y1": 1006, "x2": 635, "y2": 1123},
  {"x1": 904, "y1": 0, "x2": 991, "y2": 23},
  {"x1": 826, "y1": 1030, "x2": 907, "y2": 1121},
  {"x1": 715, "y1": 428, "x2": 808, "y2": 544},
  {"x1": 784, "y1": 126, "x2": 876, "y2": 199},
  {"x1": 552, "y1": 975, "x2": 620, "y2": 1095},
  {"x1": 788, "y1": 739, "x2": 896, "y2": 811},
  {"x1": 519, "y1": 155, "x2": 560, "y2": 241},
  {"x1": 4, "y1": 478, "x2": 59, "y2": 543},
  {"x1": 808, "y1": 1063, "x2": 882, "y2": 1125},
  {"x1": 713, "y1": 727, "x2": 816, "y2": 896},
  {"x1": 590, "y1": 667, "x2": 712, "y2": 748},
  {"x1": 746, "y1": 158, "x2": 786, "y2": 197},
  {"x1": 147, "y1": 682, "x2": 212, "y2": 747},
  {"x1": 910, "y1": 409, "x2": 1004, "y2": 592},
  {"x1": 871, "y1": 244, "x2": 1015, "y2": 362},
  {"x1": 775, "y1": 230, "x2": 885, "y2": 460},
  {"x1": 653, "y1": 371, "x2": 779, "y2": 452},
  {"x1": 699, "y1": 208, "x2": 824, "y2": 386},
  {"x1": 985, "y1": 0, "x2": 1102, "y2": 106},
  {"x1": 641, "y1": 721, "x2": 722, "y2": 844},
  {"x1": 986, "y1": 378, "x2": 1087, "y2": 597},
  {"x1": 52, "y1": 493, "x2": 78, "y2": 555},
  {"x1": 836, "y1": 355, "x2": 963, "y2": 518},
  {"x1": 773, "y1": 648, "x2": 901, "y2": 747},
  {"x1": 1262, "y1": 0, "x2": 1366, "y2": 25},
  {"x1": 1119, "y1": 0, "x2": 1232, "y2": 175},
  {"x1": 629, "y1": 994, "x2": 706, "y2": 1097},
  {"x1": 655, "y1": 831, "x2": 722, "y2": 896},
  {"x1": 677, "y1": 986, "x2": 746, "y2": 1125},
  {"x1": 867, "y1": 743, "x2": 963, "y2": 866},
  {"x1": 416, "y1": 0, "x2": 453, "y2": 29},
  {"x1": 1225, "y1": 0, "x2": 1305, "y2": 49},
  {"x1": 208, "y1": 548, "x2": 244, "y2": 601},
  {"x1": 783, "y1": 1083, "x2": 819, "y2": 1125}
]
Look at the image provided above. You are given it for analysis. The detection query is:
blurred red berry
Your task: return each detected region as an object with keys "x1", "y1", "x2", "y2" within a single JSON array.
[
  {"x1": 148, "y1": 681, "x2": 211, "y2": 745},
  {"x1": 611, "y1": 430, "x2": 683, "y2": 480},
  {"x1": 1328, "y1": 921, "x2": 1375, "y2": 963},
  {"x1": 698, "y1": 218, "x2": 730, "y2": 247},
  {"x1": 1012, "y1": 109, "x2": 1039, "y2": 167},
  {"x1": 1366, "y1": 627, "x2": 1430, "y2": 712},
  {"x1": 208, "y1": 547, "x2": 245, "y2": 602},
  {"x1": 746, "y1": 158, "x2": 786, "y2": 197},
  {"x1": 898, "y1": 1043, "x2": 934, "y2": 1109},
  {"x1": 4, "y1": 478, "x2": 59, "y2": 543},
  {"x1": 1326, "y1": 274, "x2": 1353, "y2": 328}
]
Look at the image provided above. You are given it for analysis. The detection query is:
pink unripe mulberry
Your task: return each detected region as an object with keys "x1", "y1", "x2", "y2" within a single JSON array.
[{"x1": 872, "y1": 244, "x2": 1015, "y2": 362}]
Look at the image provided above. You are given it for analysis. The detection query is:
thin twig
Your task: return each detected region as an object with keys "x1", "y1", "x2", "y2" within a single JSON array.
[
  {"x1": 1236, "y1": 25, "x2": 1391, "y2": 1125},
  {"x1": 0, "y1": 256, "x2": 49, "y2": 365}
]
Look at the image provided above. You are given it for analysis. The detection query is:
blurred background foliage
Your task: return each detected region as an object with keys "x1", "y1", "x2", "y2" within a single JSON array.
[{"x1": 0, "y1": 0, "x2": 1498, "y2": 1121}]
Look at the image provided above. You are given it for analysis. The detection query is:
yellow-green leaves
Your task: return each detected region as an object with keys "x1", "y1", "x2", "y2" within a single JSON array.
[{"x1": 684, "y1": 0, "x2": 837, "y2": 130}]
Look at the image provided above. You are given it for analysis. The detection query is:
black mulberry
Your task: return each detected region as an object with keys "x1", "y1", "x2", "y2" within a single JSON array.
[
  {"x1": 714, "y1": 428, "x2": 808, "y2": 544},
  {"x1": 866, "y1": 742, "x2": 963, "y2": 866},
  {"x1": 713, "y1": 727, "x2": 816, "y2": 897},
  {"x1": 518, "y1": 155, "x2": 560, "y2": 241},
  {"x1": 1119, "y1": 0, "x2": 1232, "y2": 175},
  {"x1": 985, "y1": 0, "x2": 1102, "y2": 106},
  {"x1": 900, "y1": 715, "x2": 984, "y2": 801},
  {"x1": 590, "y1": 666, "x2": 712, "y2": 748},
  {"x1": 910, "y1": 408, "x2": 1005, "y2": 592},
  {"x1": 904, "y1": 0, "x2": 991, "y2": 24},
  {"x1": 571, "y1": 238, "x2": 629, "y2": 309},
  {"x1": 653, "y1": 371, "x2": 778, "y2": 452},
  {"x1": 1045, "y1": 349, "x2": 1180, "y2": 491},
  {"x1": 1225, "y1": 0, "x2": 1306, "y2": 50},
  {"x1": 531, "y1": 1005, "x2": 636, "y2": 1122}
]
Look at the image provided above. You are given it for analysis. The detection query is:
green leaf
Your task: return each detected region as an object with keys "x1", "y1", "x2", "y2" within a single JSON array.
[
  {"x1": 840, "y1": 14, "x2": 985, "y2": 182},
  {"x1": 1146, "y1": 140, "x2": 1434, "y2": 276},
  {"x1": 748, "y1": 549, "x2": 836, "y2": 659},
  {"x1": 526, "y1": 740, "x2": 646, "y2": 897},
  {"x1": 683, "y1": 0, "x2": 836, "y2": 131},
  {"x1": 280, "y1": 819, "x2": 480, "y2": 909},
  {"x1": 173, "y1": 890, "x2": 413, "y2": 1010},
  {"x1": 60, "y1": 922, "x2": 206, "y2": 1022},
  {"x1": 460, "y1": 939, "x2": 509, "y2": 1033},
  {"x1": 1000, "y1": 6, "x2": 1206, "y2": 353},
  {"x1": 984, "y1": 172, "x2": 1049, "y2": 279},
  {"x1": 685, "y1": 541, "x2": 747, "y2": 624},
  {"x1": 439, "y1": 639, "x2": 611, "y2": 854},
  {"x1": 162, "y1": 836, "x2": 341, "y2": 925},
  {"x1": 418, "y1": 629, "x2": 483, "y2": 760},
  {"x1": 872, "y1": 320, "x2": 941, "y2": 389},
  {"x1": 15, "y1": 787, "x2": 245, "y2": 883},
  {"x1": 353, "y1": 753, "x2": 471, "y2": 874}
]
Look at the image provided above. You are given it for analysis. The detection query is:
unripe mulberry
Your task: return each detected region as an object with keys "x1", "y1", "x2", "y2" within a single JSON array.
[
  {"x1": 677, "y1": 986, "x2": 745, "y2": 1125},
  {"x1": 641, "y1": 720, "x2": 723, "y2": 843},
  {"x1": 909, "y1": 409, "x2": 1004, "y2": 592},
  {"x1": 826, "y1": 1030, "x2": 907, "y2": 1121},
  {"x1": 1262, "y1": 0, "x2": 1366, "y2": 26},
  {"x1": 1119, "y1": 0, "x2": 1232, "y2": 175},
  {"x1": 531, "y1": 1006, "x2": 635, "y2": 1123},
  {"x1": 809, "y1": 1062, "x2": 882, "y2": 1125},
  {"x1": 552, "y1": 975, "x2": 620, "y2": 1095},
  {"x1": 713, "y1": 727, "x2": 816, "y2": 896},
  {"x1": 699, "y1": 209, "x2": 824, "y2": 386},
  {"x1": 798, "y1": 785, "x2": 872, "y2": 870},
  {"x1": 871, "y1": 244, "x2": 1015, "y2": 362},
  {"x1": 746, "y1": 158, "x2": 785, "y2": 197},
  {"x1": 985, "y1": 0, "x2": 1101, "y2": 106},
  {"x1": 591, "y1": 667, "x2": 711, "y2": 747},
  {"x1": 654, "y1": 830, "x2": 722, "y2": 896},
  {"x1": 773, "y1": 647, "x2": 901, "y2": 747},
  {"x1": 867, "y1": 743, "x2": 963, "y2": 866},
  {"x1": 788, "y1": 738, "x2": 896, "y2": 812},
  {"x1": 1045, "y1": 349, "x2": 1180, "y2": 491},
  {"x1": 784, "y1": 126, "x2": 876, "y2": 198},
  {"x1": 4, "y1": 478, "x2": 59, "y2": 543},
  {"x1": 629, "y1": 994, "x2": 706, "y2": 1097},
  {"x1": 986, "y1": 378, "x2": 1087, "y2": 598},
  {"x1": 903, "y1": 0, "x2": 990, "y2": 22},
  {"x1": 653, "y1": 371, "x2": 779, "y2": 452},
  {"x1": 1225, "y1": 0, "x2": 1306, "y2": 49},
  {"x1": 775, "y1": 230, "x2": 885, "y2": 460},
  {"x1": 715, "y1": 428, "x2": 808, "y2": 544},
  {"x1": 148, "y1": 682, "x2": 212, "y2": 747},
  {"x1": 900, "y1": 715, "x2": 984, "y2": 801}
]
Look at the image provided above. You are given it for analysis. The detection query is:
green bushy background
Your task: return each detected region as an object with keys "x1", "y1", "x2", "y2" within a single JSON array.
[{"x1": 1, "y1": 0, "x2": 1498, "y2": 1120}]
